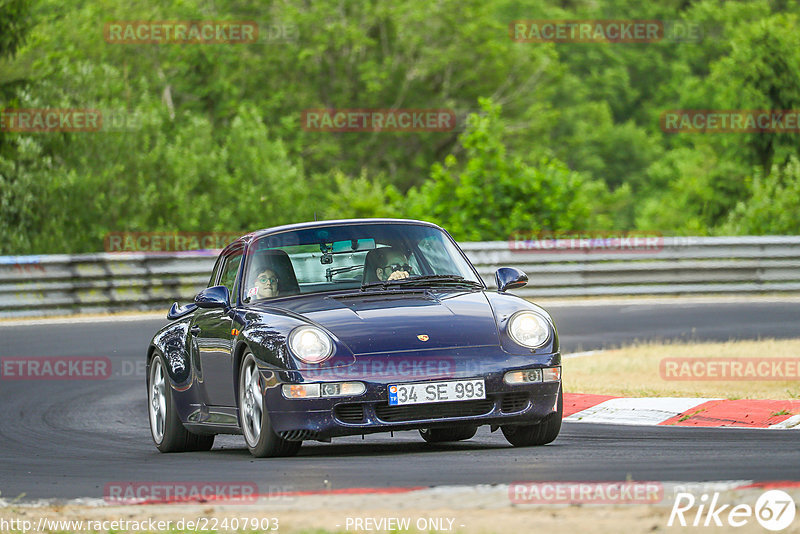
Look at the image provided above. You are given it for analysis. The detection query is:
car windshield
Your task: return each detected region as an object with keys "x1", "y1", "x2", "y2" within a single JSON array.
[{"x1": 241, "y1": 222, "x2": 482, "y2": 301}]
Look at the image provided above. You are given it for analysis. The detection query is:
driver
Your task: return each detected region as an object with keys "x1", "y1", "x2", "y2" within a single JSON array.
[{"x1": 375, "y1": 248, "x2": 413, "y2": 281}]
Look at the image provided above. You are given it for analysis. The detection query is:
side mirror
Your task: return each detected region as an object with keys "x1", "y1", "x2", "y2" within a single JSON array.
[
  {"x1": 167, "y1": 302, "x2": 198, "y2": 320},
  {"x1": 194, "y1": 285, "x2": 231, "y2": 309},
  {"x1": 495, "y1": 267, "x2": 528, "y2": 293}
]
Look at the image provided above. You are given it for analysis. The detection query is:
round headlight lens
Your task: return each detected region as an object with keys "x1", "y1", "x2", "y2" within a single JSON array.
[
  {"x1": 288, "y1": 326, "x2": 334, "y2": 364},
  {"x1": 507, "y1": 311, "x2": 551, "y2": 348}
]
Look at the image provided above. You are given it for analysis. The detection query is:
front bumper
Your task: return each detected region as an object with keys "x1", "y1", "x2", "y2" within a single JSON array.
[{"x1": 261, "y1": 347, "x2": 561, "y2": 440}]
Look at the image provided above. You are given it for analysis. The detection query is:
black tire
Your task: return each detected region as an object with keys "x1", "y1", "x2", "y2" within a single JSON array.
[
  {"x1": 148, "y1": 352, "x2": 215, "y2": 453},
  {"x1": 239, "y1": 352, "x2": 301, "y2": 458},
  {"x1": 419, "y1": 425, "x2": 478, "y2": 443},
  {"x1": 501, "y1": 388, "x2": 563, "y2": 447}
]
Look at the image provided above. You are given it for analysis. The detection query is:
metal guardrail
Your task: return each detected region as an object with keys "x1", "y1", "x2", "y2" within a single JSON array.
[
  {"x1": 463, "y1": 236, "x2": 800, "y2": 298},
  {"x1": 1, "y1": 236, "x2": 799, "y2": 317},
  {"x1": 0, "y1": 252, "x2": 217, "y2": 318}
]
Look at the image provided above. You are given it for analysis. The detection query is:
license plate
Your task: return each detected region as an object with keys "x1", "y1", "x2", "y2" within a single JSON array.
[{"x1": 388, "y1": 379, "x2": 485, "y2": 406}]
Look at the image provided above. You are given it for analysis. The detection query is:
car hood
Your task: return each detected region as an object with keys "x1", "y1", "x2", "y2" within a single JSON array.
[{"x1": 266, "y1": 290, "x2": 500, "y2": 355}]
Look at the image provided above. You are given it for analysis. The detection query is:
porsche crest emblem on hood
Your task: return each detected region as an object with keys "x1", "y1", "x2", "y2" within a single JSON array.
[{"x1": 417, "y1": 334, "x2": 429, "y2": 342}]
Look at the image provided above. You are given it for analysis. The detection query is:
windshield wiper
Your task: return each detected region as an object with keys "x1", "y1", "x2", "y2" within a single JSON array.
[{"x1": 361, "y1": 275, "x2": 483, "y2": 291}]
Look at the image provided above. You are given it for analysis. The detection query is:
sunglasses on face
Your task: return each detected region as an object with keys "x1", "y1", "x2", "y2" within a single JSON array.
[
  {"x1": 257, "y1": 275, "x2": 278, "y2": 284},
  {"x1": 380, "y1": 263, "x2": 412, "y2": 274}
]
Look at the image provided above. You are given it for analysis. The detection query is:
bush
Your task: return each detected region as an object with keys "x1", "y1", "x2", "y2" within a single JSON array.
[{"x1": 721, "y1": 157, "x2": 800, "y2": 234}]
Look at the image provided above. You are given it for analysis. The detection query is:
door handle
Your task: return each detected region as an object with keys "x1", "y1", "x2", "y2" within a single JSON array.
[{"x1": 190, "y1": 325, "x2": 201, "y2": 336}]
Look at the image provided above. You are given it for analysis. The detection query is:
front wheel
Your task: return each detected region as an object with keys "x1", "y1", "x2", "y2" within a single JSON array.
[
  {"x1": 239, "y1": 352, "x2": 301, "y2": 458},
  {"x1": 501, "y1": 388, "x2": 562, "y2": 447},
  {"x1": 148, "y1": 352, "x2": 214, "y2": 452},
  {"x1": 419, "y1": 426, "x2": 478, "y2": 443}
]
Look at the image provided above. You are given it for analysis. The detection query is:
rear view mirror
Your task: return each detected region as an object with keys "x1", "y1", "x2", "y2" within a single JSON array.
[{"x1": 331, "y1": 239, "x2": 376, "y2": 253}]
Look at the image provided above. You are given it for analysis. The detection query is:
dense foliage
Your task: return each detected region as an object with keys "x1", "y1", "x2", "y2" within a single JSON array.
[{"x1": 1, "y1": 0, "x2": 799, "y2": 253}]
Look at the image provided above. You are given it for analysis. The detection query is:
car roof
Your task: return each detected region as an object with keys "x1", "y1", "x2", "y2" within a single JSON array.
[{"x1": 221, "y1": 218, "x2": 444, "y2": 255}]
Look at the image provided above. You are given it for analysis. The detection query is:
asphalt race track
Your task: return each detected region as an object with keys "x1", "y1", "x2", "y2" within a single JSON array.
[{"x1": 1, "y1": 299, "x2": 799, "y2": 501}]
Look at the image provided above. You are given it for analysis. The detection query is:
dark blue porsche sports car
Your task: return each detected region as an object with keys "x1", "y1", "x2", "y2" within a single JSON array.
[{"x1": 147, "y1": 219, "x2": 562, "y2": 457}]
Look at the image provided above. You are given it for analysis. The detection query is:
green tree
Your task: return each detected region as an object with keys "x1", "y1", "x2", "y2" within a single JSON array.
[
  {"x1": 707, "y1": 13, "x2": 800, "y2": 174},
  {"x1": 0, "y1": 0, "x2": 32, "y2": 60},
  {"x1": 405, "y1": 99, "x2": 614, "y2": 241},
  {"x1": 3, "y1": 0, "x2": 800, "y2": 254}
]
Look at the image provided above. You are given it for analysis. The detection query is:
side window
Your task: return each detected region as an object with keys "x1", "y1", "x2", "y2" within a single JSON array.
[
  {"x1": 208, "y1": 256, "x2": 224, "y2": 288},
  {"x1": 218, "y1": 250, "x2": 243, "y2": 303}
]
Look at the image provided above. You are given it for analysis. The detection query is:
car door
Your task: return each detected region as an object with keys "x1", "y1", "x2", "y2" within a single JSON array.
[{"x1": 191, "y1": 246, "x2": 242, "y2": 408}]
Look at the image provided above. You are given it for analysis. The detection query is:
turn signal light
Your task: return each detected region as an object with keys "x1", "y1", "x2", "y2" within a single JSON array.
[
  {"x1": 504, "y1": 367, "x2": 561, "y2": 385},
  {"x1": 282, "y1": 382, "x2": 365, "y2": 399}
]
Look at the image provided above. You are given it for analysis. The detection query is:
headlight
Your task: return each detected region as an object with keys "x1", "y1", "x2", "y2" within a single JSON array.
[
  {"x1": 507, "y1": 311, "x2": 551, "y2": 348},
  {"x1": 288, "y1": 325, "x2": 334, "y2": 364}
]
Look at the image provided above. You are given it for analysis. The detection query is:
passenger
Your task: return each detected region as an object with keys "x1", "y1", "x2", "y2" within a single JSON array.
[{"x1": 249, "y1": 268, "x2": 280, "y2": 300}]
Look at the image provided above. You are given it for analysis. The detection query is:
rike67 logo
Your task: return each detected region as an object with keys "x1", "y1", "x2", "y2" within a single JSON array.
[{"x1": 669, "y1": 490, "x2": 796, "y2": 531}]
